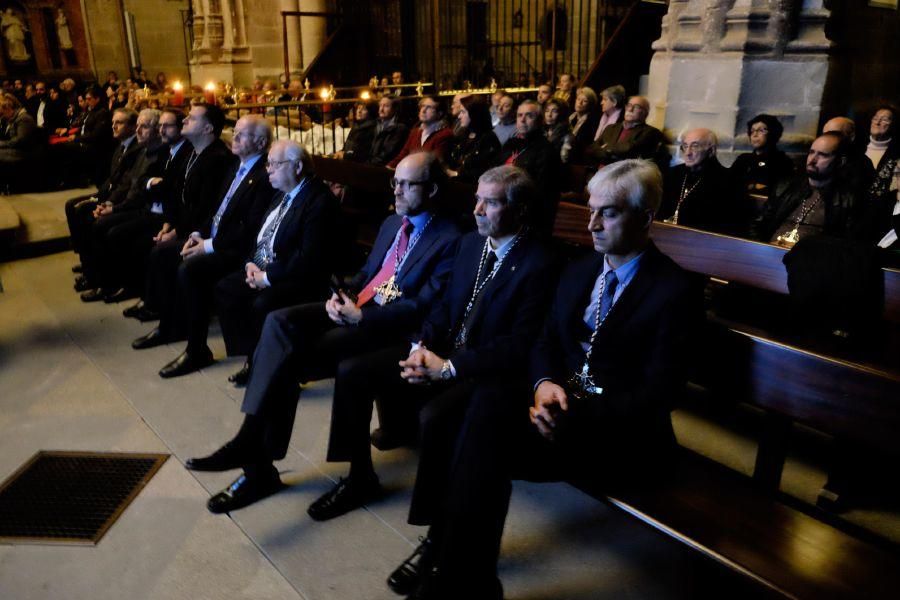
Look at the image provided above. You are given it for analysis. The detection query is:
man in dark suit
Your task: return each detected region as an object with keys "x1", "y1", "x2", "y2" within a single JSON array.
[
  {"x1": 185, "y1": 151, "x2": 461, "y2": 513},
  {"x1": 131, "y1": 115, "x2": 274, "y2": 356},
  {"x1": 392, "y1": 159, "x2": 703, "y2": 599},
  {"x1": 69, "y1": 85, "x2": 114, "y2": 186},
  {"x1": 368, "y1": 96, "x2": 409, "y2": 167},
  {"x1": 584, "y1": 96, "x2": 664, "y2": 166},
  {"x1": 309, "y1": 166, "x2": 557, "y2": 525}
]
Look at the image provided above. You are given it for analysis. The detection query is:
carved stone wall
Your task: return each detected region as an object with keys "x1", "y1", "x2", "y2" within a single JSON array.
[{"x1": 647, "y1": 0, "x2": 832, "y2": 163}]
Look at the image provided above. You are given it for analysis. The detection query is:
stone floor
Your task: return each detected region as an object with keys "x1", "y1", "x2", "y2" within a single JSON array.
[{"x1": 0, "y1": 250, "x2": 720, "y2": 600}]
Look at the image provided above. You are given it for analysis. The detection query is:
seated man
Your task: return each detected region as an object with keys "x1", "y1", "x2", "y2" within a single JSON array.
[
  {"x1": 150, "y1": 139, "x2": 339, "y2": 379},
  {"x1": 387, "y1": 96, "x2": 453, "y2": 169},
  {"x1": 822, "y1": 116, "x2": 875, "y2": 196},
  {"x1": 185, "y1": 151, "x2": 461, "y2": 513},
  {"x1": 129, "y1": 115, "x2": 274, "y2": 370},
  {"x1": 393, "y1": 159, "x2": 703, "y2": 599},
  {"x1": 367, "y1": 96, "x2": 408, "y2": 167},
  {"x1": 584, "y1": 96, "x2": 663, "y2": 166},
  {"x1": 0, "y1": 93, "x2": 40, "y2": 186},
  {"x1": 658, "y1": 127, "x2": 750, "y2": 236},
  {"x1": 311, "y1": 166, "x2": 557, "y2": 524},
  {"x1": 497, "y1": 99, "x2": 561, "y2": 236},
  {"x1": 753, "y1": 132, "x2": 865, "y2": 247}
]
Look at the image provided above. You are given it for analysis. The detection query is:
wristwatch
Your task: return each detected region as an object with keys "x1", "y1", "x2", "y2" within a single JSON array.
[{"x1": 440, "y1": 360, "x2": 454, "y2": 381}]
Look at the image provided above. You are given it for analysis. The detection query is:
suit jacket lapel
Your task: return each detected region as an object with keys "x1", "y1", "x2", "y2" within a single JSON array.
[
  {"x1": 220, "y1": 160, "x2": 261, "y2": 222},
  {"x1": 397, "y1": 218, "x2": 443, "y2": 281},
  {"x1": 563, "y1": 252, "x2": 605, "y2": 342},
  {"x1": 596, "y1": 243, "x2": 661, "y2": 333}
]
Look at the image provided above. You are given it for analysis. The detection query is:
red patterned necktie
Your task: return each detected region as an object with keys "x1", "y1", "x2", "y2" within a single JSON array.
[{"x1": 355, "y1": 217, "x2": 412, "y2": 307}]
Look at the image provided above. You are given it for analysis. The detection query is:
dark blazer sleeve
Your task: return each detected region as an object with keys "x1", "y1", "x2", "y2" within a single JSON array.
[
  {"x1": 179, "y1": 144, "x2": 236, "y2": 233},
  {"x1": 77, "y1": 108, "x2": 111, "y2": 146},
  {"x1": 369, "y1": 123, "x2": 409, "y2": 166},
  {"x1": 211, "y1": 162, "x2": 275, "y2": 262},
  {"x1": 265, "y1": 182, "x2": 340, "y2": 286}
]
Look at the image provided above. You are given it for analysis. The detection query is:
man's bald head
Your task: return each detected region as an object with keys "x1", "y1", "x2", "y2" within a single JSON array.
[{"x1": 823, "y1": 117, "x2": 856, "y2": 143}]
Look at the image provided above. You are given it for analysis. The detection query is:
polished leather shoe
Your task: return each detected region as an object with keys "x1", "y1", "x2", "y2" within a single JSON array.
[
  {"x1": 133, "y1": 306, "x2": 160, "y2": 322},
  {"x1": 159, "y1": 348, "x2": 214, "y2": 378},
  {"x1": 186, "y1": 441, "x2": 248, "y2": 472},
  {"x1": 122, "y1": 301, "x2": 145, "y2": 318},
  {"x1": 74, "y1": 276, "x2": 93, "y2": 292},
  {"x1": 307, "y1": 476, "x2": 381, "y2": 521},
  {"x1": 228, "y1": 362, "x2": 251, "y2": 386},
  {"x1": 71, "y1": 263, "x2": 83, "y2": 273},
  {"x1": 388, "y1": 536, "x2": 434, "y2": 596},
  {"x1": 80, "y1": 288, "x2": 106, "y2": 302},
  {"x1": 207, "y1": 467, "x2": 283, "y2": 514},
  {"x1": 103, "y1": 288, "x2": 135, "y2": 303},
  {"x1": 132, "y1": 328, "x2": 169, "y2": 350}
]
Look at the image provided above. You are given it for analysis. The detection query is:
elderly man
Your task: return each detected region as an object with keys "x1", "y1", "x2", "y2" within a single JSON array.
[
  {"x1": 308, "y1": 166, "x2": 557, "y2": 528},
  {"x1": 498, "y1": 99, "x2": 560, "y2": 235},
  {"x1": 131, "y1": 115, "x2": 275, "y2": 370},
  {"x1": 658, "y1": 127, "x2": 749, "y2": 236},
  {"x1": 584, "y1": 95, "x2": 663, "y2": 167},
  {"x1": 186, "y1": 151, "x2": 461, "y2": 513},
  {"x1": 491, "y1": 94, "x2": 517, "y2": 146},
  {"x1": 387, "y1": 95, "x2": 453, "y2": 168},
  {"x1": 823, "y1": 115, "x2": 876, "y2": 196},
  {"x1": 391, "y1": 159, "x2": 703, "y2": 599},
  {"x1": 368, "y1": 96, "x2": 409, "y2": 166},
  {"x1": 753, "y1": 132, "x2": 864, "y2": 246},
  {"x1": 0, "y1": 93, "x2": 40, "y2": 183}
]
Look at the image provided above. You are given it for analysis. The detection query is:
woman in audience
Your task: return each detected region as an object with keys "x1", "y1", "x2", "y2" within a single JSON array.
[
  {"x1": 543, "y1": 97, "x2": 573, "y2": 163},
  {"x1": 338, "y1": 100, "x2": 378, "y2": 162},
  {"x1": 567, "y1": 86, "x2": 601, "y2": 163},
  {"x1": 595, "y1": 84, "x2": 626, "y2": 139},
  {"x1": 730, "y1": 114, "x2": 794, "y2": 198},
  {"x1": 446, "y1": 95, "x2": 501, "y2": 182},
  {"x1": 865, "y1": 104, "x2": 899, "y2": 203}
]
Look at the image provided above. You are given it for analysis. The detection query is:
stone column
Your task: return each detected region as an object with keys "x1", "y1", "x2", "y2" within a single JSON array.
[
  {"x1": 298, "y1": 0, "x2": 327, "y2": 74},
  {"x1": 280, "y1": 0, "x2": 302, "y2": 77},
  {"x1": 647, "y1": 0, "x2": 832, "y2": 164},
  {"x1": 190, "y1": 0, "x2": 254, "y2": 86}
]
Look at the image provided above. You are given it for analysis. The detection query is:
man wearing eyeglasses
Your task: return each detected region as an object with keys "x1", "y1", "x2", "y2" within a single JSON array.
[
  {"x1": 658, "y1": 127, "x2": 750, "y2": 236},
  {"x1": 185, "y1": 151, "x2": 460, "y2": 514},
  {"x1": 584, "y1": 95, "x2": 664, "y2": 167},
  {"x1": 387, "y1": 95, "x2": 454, "y2": 168}
]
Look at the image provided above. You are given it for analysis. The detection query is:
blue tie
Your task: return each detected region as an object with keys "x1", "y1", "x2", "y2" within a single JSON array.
[
  {"x1": 211, "y1": 164, "x2": 248, "y2": 238},
  {"x1": 597, "y1": 269, "x2": 619, "y2": 324}
]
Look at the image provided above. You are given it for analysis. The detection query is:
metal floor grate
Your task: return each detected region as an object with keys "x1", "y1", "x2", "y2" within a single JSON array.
[{"x1": 0, "y1": 451, "x2": 168, "y2": 545}]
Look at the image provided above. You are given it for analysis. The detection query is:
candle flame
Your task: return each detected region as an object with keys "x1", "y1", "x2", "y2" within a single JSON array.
[
  {"x1": 205, "y1": 82, "x2": 216, "y2": 92},
  {"x1": 173, "y1": 81, "x2": 183, "y2": 91}
]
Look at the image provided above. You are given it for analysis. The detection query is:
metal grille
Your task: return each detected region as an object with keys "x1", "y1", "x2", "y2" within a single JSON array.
[{"x1": 0, "y1": 451, "x2": 168, "y2": 545}]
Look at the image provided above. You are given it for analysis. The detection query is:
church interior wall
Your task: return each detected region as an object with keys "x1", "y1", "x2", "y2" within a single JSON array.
[{"x1": 121, "y1": 0, "x2": 189, "y2": 85}]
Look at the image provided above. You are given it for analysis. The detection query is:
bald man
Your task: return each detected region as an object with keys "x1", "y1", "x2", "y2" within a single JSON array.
[
  {"x1": 658, "y1": 127, "x2": 751, "y2": 236},
  {"x1": 584, "y1": 95, "x2": 664, "y2": 166},
  {"x1": 822, "y1": 115, "x2": 875, "y2": 196}
]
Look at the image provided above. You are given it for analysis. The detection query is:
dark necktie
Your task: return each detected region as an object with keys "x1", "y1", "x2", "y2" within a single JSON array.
[
  {"x1": 597, "y1": 269, "x2": 619, "y2": 325},
  {"x1": 252, "y1": 193, "x2": 290, "y2": 268}
]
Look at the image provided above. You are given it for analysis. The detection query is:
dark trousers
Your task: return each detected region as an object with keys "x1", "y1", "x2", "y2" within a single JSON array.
[
  {"x1": 88, "y1": 210, "x2": 154, "y2": 290},
  {"x1": 214, "y1": 270, "x2": 315, "y2": 358},
  {"x1": 239, "y1": 303, "x2": 394, "y2": 462},
  {"x1": 64, "y1": 194, "x2": 96, "y2": 256}
]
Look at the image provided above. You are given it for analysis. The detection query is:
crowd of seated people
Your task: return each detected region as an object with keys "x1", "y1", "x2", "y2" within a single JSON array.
[{"x1": 50, "y1": 63, "x2": 899, "y2": 600}]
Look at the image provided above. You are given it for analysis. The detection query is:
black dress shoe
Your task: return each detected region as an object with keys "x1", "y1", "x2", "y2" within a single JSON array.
[
  {"x1": 71, "y1": 263, "x2": 83, "y2": 273},
  {"x1": 74, "y1": 276, "x2": 93, "y2": 292},
  {"x1": 228, "y1": 362, "x2": 251, "y2": 386},
  {"x1": 207, "y1": 467, "x2": 283, "y2": 514},
  {"x1": 80, "y1": 288, "x2": 106, "y2": 302},
  {"x1": 159, "y1": 348, "x2": 214, "y2": 378},
  {"x1": 307, "y1": 476, "x2": 381, "y2": 521},
  {"x1": 388, "y1": 536, "x2": 434, "y2": 596},
  {"x1": 186, "y1": 441, "x2": 247, "y2": 472},
  {"x1": 132, "y1": 328, "x2": 169, "y2": 350},
  {"x1": 122, "y1": 301, "x2": 145, "y2": 318},
  {"x1": 103, "y1": 288, "x2": 135, "y2": 303},
  {"x1": 134, "y1": 306, "x2": 160, "y2": 322}
]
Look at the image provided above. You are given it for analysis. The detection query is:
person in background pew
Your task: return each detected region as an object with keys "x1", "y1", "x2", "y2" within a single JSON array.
[
  {"x1": 583, "y1": 96, "x2": 664, "y2": 168},
  {"x1": 368, "y1": 96, "x2": 409, "y2": 167},
  {"x1": 535, "y1": 83, "x2": 553, "y2": 107},
  {"x1": 336, "y1": 100, "x2": 377, "y2": 162},
  {"x1": 566, "y1": 86, "x2": 601, "y2": 164},
  {"x1": 753, "y1": 132, "x2": 865, "y2": 247},
  {"x1": 822, "y1": 115, "x2": 875, "y2": 197},
  {"x1": 543, "y1": 97, "x2": 573, "y2": 163},
  {"x1": 593, "y1": 84, "x2": 626, "y2": 141},
  {"x1": 0, "y1": 93, "x2": 40, "y2": 185},
  {"x1": 491, "y1": 94, "x2": 517, "y2": 146},
  {"x1": 390, "y1": 159, "x2": 703, "y2": 599},
  {"x1": 658, "y1": 127, "x2": 751, "y2": 237},
  {"x1": 446, "y1": 96, "x2": 501, "y2": 183},
  {"x1": 864, "y1": 105, "x2": 899, "y2": 204},
  {"x1": 387, "y1": 96, "x2": 453, "y2": 169},
  {"x1": 730, "y1": 114, "x2": 794, "y2": 199},
  {"x1": 184, "y1": 152, "x2": 460, "y2": 514}
]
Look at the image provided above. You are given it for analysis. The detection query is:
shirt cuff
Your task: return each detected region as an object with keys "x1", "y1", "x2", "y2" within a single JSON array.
[
  {"x1": 202, "y1": 238, "x2": 214, "y2": 254},
  {"x1": 448, "y1": 360, "x2": 457, "y2": 378},
  {"x1": 533, "y1": 377, "x2": 553, "y2": 392},
  {"x1": 261, "y1": 272, "x2": 271, "y2": 287}
]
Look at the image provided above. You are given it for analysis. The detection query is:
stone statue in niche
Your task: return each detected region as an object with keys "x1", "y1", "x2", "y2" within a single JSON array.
[
  {"x1": 1, "y1": 7, "x2": 30, "y2": 62},
  {"x1": 55, "y1": 5, "x2": 77, "y2": 65}
]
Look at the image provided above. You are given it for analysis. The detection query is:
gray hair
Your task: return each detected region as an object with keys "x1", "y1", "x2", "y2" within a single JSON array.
[
  {"x1": 274, "y1": 139, "x2": 314, "y2": 176},
  {"x1": 587, "y1": 159, "x2": 663, "y2": 215},
  {"x1": 241, "y1": 114, "x2": 274, "y2": 152},
  {"x1": 138, "y1": 108, "x2": 161, "y2": 128},
  {"x1": 600, "y1": 85, "x2": 626, "y2": 108},
  {"x1": 478, "y1": 165, "x2": 536, "y2": 218}
]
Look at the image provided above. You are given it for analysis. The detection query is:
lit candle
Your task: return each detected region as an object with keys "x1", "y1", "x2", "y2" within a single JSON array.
[
  {"x1": 172, "y1": 81, "x2": 184, "y2": 107},
  {"x1": 204, "y1": 82, "x2": 217, "y2": 104},
  {"x1": 360, "y1": 90, "x2": 371, "y2": 101}
]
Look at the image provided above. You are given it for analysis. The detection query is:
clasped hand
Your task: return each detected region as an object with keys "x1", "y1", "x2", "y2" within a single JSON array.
[
  {"x1": 244, "y1": 262, "x2": 269, "y2": 289},
  {"x1": 399, "y1": 346, "x2": 444, "y2": 385},
  {"x1": 180, "y1": 232, "x2": 206, "y2": 258},
  {"x1": 325, "y1": 292, "x2": 362, "y2": 326},
  {"x1": 530, "y1": 381, "x2": 569, "y2": 440}
]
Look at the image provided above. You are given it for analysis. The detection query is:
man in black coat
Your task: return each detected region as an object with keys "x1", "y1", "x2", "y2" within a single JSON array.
[
  {"x1": 658, "y1": 127, "x2": 751, "y2": 237},
  {"x1": 393, "y1": 159, "x2": 703, "y2": 600},
  {"x1": 497, "y1": 99, "x2": 561, "y2": 236},
  {"x1": 185, "y1": 151, "x2": 461, "y2": 514},
  {"x1": 131, "y1": 115, "x2": 274, "y2": 359},
  {"x1": 368, "y1": 96, "x2": 409, "y2": 166},
  {"x1": 68, "y1": 85, "x2": 114, "y2": 185},
  {"x1": 584, "y1": 96, "x2": 664, "y2": 166},
  {"x1": 308, "y1": 166, "x2": 557, "y2": 527}
]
